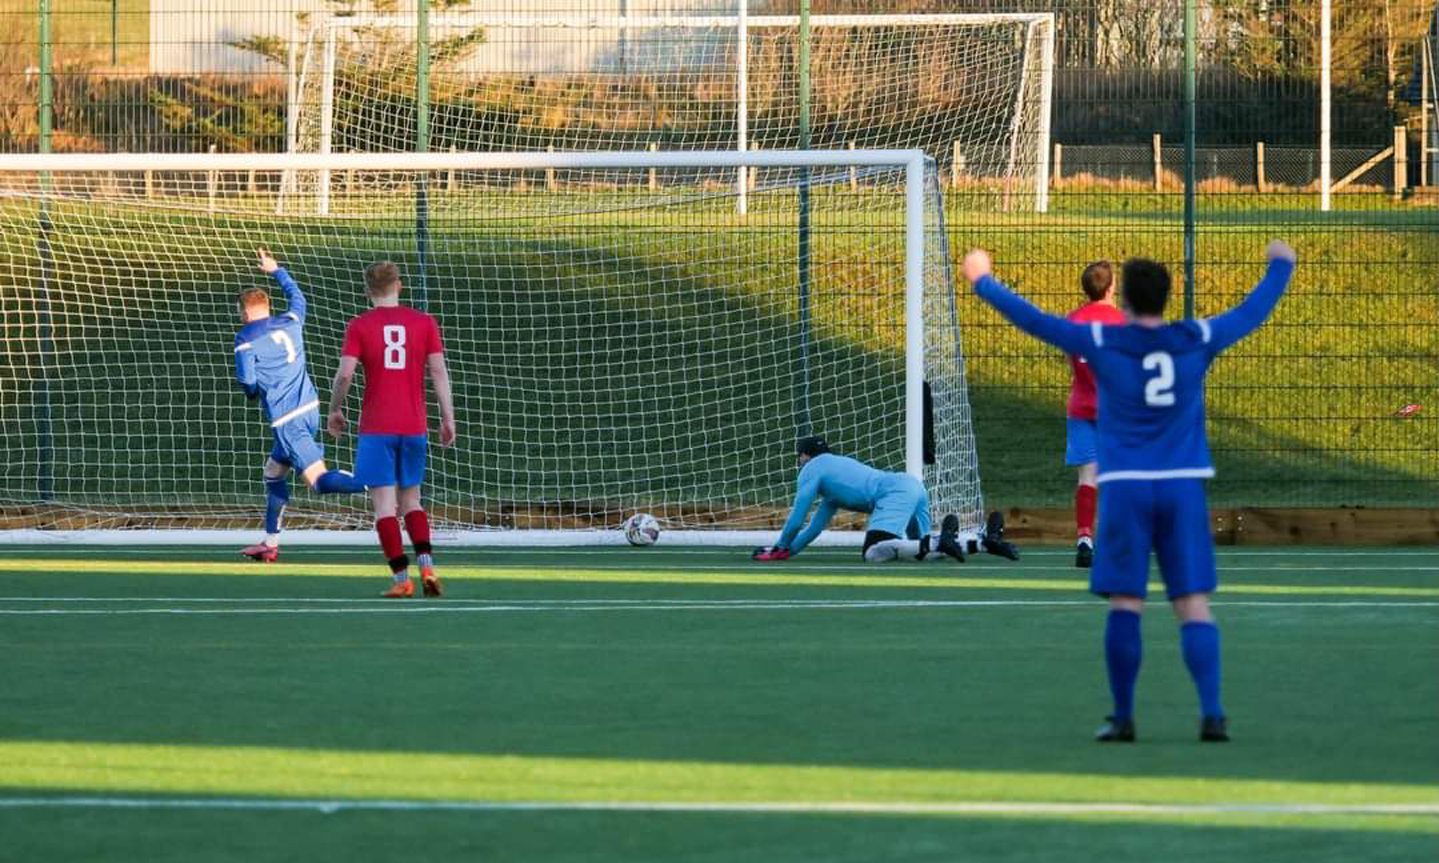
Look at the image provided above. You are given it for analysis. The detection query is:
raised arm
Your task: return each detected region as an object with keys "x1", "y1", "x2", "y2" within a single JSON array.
[
  {"x1": 257, "y1": 246, "x2": 306, "y2": 322},
  {"x1": 963, "y1": 250, "x2": 1098, "y2": 358},
  {"x1": 1204, "y1": 241, "x2": 1296, "y2": 354}
]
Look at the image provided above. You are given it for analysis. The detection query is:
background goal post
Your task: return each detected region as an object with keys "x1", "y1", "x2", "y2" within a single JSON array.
[
  {"x1": 0, "y1": 149, "x2": 983, "y2": 546},
  {"x1": 286, "y1": 11, "x2": 1055, "y2": 214}
]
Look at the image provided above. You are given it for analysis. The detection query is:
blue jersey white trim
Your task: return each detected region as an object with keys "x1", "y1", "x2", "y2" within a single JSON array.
[
  {"x1": 233, "y1": 267, "x2": 320, "y2": 428},
  {"x1": 270, "y1": 399, "x2": 321, "y2": 428},
  {"x1": 1097, "y1": 467, "x2": 1217, "y2": 483},
  {"x1": 973, "y1": 258, "x2": 1294, "y2": 479}
]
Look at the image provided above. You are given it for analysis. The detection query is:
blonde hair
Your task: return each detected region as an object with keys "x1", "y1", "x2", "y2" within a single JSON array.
[
  {"x1": 364, "y1": 261, "x2": 402, "y2": 297},
  {"x1": 238, "y1": 287, "x2": 270, "y2": 313}
]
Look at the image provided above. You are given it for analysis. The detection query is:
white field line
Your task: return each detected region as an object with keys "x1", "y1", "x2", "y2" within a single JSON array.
[
  {"x1": 8, "y1": 547, "x2": 1438, "y2": 558},
  {"x1": 0, "y1": 599, "x2": 1435, "y2": 616},
  {"x1": 0, "y1": 795, "x2": 1435, "y2": 817},
  {"x1": 5, "y1": 561, "x2": 1436, "y2": 574}
]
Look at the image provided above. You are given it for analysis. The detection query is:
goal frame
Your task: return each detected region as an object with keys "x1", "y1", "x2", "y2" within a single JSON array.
[
  {"x1": 288, "y1": 12, "x2": 1056, "y2": 214},
  {"x1": 0, "y1": 148, "x2": 963, "y2": 547}
]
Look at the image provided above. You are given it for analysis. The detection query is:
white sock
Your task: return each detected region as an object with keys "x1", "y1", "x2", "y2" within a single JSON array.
[
  {"x1": 863, "y1": 540, "x2": 900, "y2": 562},
  {"x1": 865, "y1": 538, "x2": 938, "y2": 563},
  {"x1": 392, "y1": 570, "x2": 409, "y2": 583},
  {"x1": 922, "y1": 535, "x2": 954, "y2": 562},
  {"x1": 264, "y1": 535, "x2": 279, "y2": 548}
]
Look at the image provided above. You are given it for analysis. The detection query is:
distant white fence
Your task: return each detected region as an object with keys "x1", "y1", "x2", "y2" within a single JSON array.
[{"x1": 146, "y1": 0, "x2": 733, "y2": 75}]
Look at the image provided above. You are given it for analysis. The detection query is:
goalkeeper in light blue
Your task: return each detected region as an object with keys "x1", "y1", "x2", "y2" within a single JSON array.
[
  {"x1": 965, "y1": 239, "x2": 1297, "y2": 744},
  {"x1": 233, "y1": 247, "x2": 364, "y2": 562},
  {"x1": 753, "y1": 436, "x2": 1018, "y2": 564}
]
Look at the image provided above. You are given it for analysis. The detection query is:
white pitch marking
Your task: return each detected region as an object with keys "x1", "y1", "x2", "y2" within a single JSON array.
[
  {"x1": 0, "y1": 599, "x2": 1434, "y2": 616},
  {"x1": 8, "y1": 548, "x2": 1438, "y2": 558},
  {"x1": 0, "y1": 795, "x2": 1434, "y2": 817}
]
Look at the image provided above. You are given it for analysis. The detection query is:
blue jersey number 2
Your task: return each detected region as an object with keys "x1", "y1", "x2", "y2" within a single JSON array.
[{"x1": 1142, "y1": 351, "x2": 1176, "y2": 407}]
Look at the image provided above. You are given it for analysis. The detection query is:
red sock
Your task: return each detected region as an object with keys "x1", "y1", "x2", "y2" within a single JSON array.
[
  {"x1": 1076, "y1": 484, "x2": 1097, "y2": 539},
  {"x1": 376, "y1": 516, "x2": 408, "y2": 573},
  {"x1": 404, "y1": 509, "x2": 432, "y2": 556}
]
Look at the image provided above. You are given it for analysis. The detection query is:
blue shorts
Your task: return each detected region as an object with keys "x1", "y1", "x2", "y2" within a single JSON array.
[
  {"x1": 1065, "y1": 417, "x2": 1098, "y2": 466},
  {"x1": 355, "y1": 433, "x2": 428, "y2": 489},
  {"x1": 867, "y1": 474, "x2": 932, "y2": 539},
  {"x1": 268, "y1": 411, "x2": 324, "y2": 473},
  {"x1": 1090, "y1": 478, "x2": 1216, "y2": 601}
]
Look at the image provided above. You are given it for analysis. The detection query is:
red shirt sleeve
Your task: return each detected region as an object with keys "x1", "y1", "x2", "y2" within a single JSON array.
[{"x1": 341, "y1": 317, "x2": 363, "y2": 358}]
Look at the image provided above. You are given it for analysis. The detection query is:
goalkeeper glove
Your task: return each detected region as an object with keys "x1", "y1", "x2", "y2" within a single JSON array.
[{"x1": 752, "y1": 546, "x2": 791, "y2": 562}]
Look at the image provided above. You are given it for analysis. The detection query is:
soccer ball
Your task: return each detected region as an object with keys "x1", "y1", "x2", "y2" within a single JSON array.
[{"x1": 623, "y1": 512, "x2": 661, "y2": 546}]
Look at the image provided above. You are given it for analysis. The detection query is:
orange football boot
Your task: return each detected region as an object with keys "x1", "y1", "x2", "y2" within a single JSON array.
[
  {"x1": 382, "y1": 579, "x2": 415, "y2": 599},
  {"x1": 240, "y1": 543, "x2": 279, "y2": 563}
]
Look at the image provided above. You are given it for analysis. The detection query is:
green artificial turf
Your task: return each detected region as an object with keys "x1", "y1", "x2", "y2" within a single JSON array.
[
  {"x1": 0, "y1": 186, "x2": 1435, "y2": 521},
  {"x1": 0, "y1": 545, "x2": 1435, "y2": 861}
]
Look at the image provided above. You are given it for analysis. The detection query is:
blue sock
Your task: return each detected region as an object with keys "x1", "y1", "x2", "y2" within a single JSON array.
[
  {"x1": 1181, "y1": 620, "x2": 1225, "y2": 720},
  {"x1": 264, "y1": 476, "x2": 290, "y2": 535},
  {"x1": 1104, "y1": 609, "x2": 1142, "y2": 721},
  {"x1": 314, "y1": 470, "x2": 364, "y2": 494}
]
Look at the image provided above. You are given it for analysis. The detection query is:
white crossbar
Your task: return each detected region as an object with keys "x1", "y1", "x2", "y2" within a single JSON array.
[{"x1": 0, "y1": 150, "x2": 927, "y2": 174}]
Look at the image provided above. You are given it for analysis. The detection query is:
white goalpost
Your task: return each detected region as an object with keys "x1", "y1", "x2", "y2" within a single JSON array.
[
  {"x1": 0, "y1": 149, "x2": 984, "y2": 546},
  {"x1": 284, "y1": 11, "x2": 1055, "y2": 214}
]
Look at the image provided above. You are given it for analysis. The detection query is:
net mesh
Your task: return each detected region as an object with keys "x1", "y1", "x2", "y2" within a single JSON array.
[
  {"x1": 0, "y1": 155, "x2": 982, "y2": 536},
  {"x1": 288, "y1": 11, "x2": 1051, "y2": 206}
]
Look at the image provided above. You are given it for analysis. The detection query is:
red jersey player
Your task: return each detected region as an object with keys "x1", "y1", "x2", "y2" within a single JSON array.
[
  {"x1": 1065, "y1": 261, "x2": 1127, "y2": 568},
  {"x1": 326, "y1": 261, "x2": 457, "y2": 598}
]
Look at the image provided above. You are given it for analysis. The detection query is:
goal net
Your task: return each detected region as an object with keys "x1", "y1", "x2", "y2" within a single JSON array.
[
  {"x1": 0, "y1": 150, "x2": 983, "y2": 545},
  {"x1": 287, "y1": 10, "x2": 1054, "y2": 211}
]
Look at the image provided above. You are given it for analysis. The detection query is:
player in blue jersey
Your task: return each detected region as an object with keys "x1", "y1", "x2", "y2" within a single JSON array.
[
  {"x1": 964, "y1": 240, "x2": 1297, "y2": 743},
  {"x1": 233, "y1": 247, "x2": 364, "y2": 562},
  {"x1": 752, "y1": 436, "x2": 1019, "y2": 563}
]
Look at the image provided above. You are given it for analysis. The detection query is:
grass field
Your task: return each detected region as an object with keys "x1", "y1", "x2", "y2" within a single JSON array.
[
  {"x1": 0, "y1": 0, "x2": 150, "y2": 70},
  {"x1": 1, "y1": 544, "x2": 1436, "y2": 861},
  {"x1": 1, "y1": 184, "x2": 1435, "y2": 523}
]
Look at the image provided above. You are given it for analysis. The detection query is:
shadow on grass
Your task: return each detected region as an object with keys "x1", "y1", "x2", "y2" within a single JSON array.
[{"x1": 1, "y1": 567, "x2": 1435, "y2": 791}]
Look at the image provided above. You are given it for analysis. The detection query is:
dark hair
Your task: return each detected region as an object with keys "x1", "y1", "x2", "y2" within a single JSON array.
[
  {"x1": 1080, "y1": 260, "x2": 1114, "y2": 301},
  {"x1": 238, "y1": 287, "x2": 270, "y2": 311},
  {"x1": 796, "y1": 435, "x2": 831, "y2": 458},
  {"x1": 364, "y1": 261, "x2": 402, "y2": 296},
  {"x1": 1121, "y1": 258, "x2": 1171, "y2": 316}
]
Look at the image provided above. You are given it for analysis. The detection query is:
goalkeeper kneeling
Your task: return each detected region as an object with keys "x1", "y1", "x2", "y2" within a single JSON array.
[{"x1": 753, "y1": 435, "x2": 1020, "y2": 564}]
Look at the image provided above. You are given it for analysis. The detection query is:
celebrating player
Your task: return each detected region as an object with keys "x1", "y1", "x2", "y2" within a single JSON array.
[
  {"x1": 234, "y1": 246, "x2": 364, "y2": 563},
  {"x1": 964, "y1": 240, "x2": 1297, "y2": 743},
  {"x1": 752, "y1": 436, "x2": 1018, "y2": 563},
  {"x1": 327, "y1": 261, "x2": 456, "y2": 599},
  {"x1": 1065, "y1": 261, "x2": 1127, "y2": 568}
]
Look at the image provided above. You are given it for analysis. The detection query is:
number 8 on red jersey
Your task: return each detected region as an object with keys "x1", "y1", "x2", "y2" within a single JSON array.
[{"x1": 341, "y1": 306, "x2": 445, "y2": 436}]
